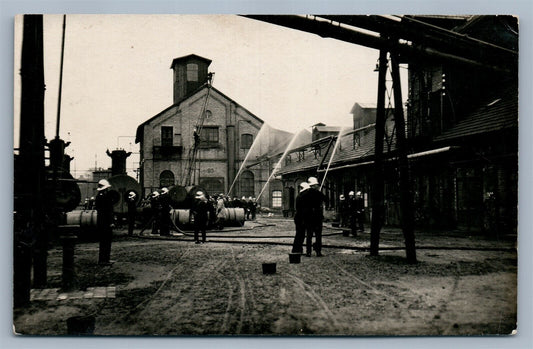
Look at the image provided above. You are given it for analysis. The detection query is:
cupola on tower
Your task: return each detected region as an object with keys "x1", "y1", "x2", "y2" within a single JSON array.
[{"x1": 170, "y1": 54, "x2": 212, "y2": 103}]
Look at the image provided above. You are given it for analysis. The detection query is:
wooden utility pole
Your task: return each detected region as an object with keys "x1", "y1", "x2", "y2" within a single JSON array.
[
  {"x1": 369, "y1": 49, "x2": 388, "y2": 256},
  {"x1": 390, "y1": 52, "x2": 417, "y2": 264},
  {"x1": 15, "y1": 14, "x2": 46, "y2": 306}
]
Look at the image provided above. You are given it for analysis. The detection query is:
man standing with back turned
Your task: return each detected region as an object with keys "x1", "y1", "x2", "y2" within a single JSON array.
[
  {"x1": 306, "y1": 176, "x2": 325, "y2": 257},
  {"x1": 95, "y1": 179, "x2": 114, "y2": 265},
  {"x1": 291, "y1": 182, "x2": 310, "y2": 254}
]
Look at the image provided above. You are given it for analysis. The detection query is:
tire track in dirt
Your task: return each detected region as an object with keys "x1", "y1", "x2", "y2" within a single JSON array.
[
  {"x1": 328, "y1": 258, "x2": 414, "y2": 317},
  {"x1": 133, "y1": 246, "x2": 193, "y2": 311},
  {"x1": 218, "y1": 272, "x2": 234, "y2": 334},
  {"x1": 224, "y1": 245, "x2": 247, "y2": 334},
  {"x1": 127, "y1": 245, "x2": 230, "y2": 334},
  {"x1": 285, "y1": 272, "x2": 340, "y2": 331},
  {"x1": 102, "y1": 246, "x2": 194, "y2": 333},
  {"x1": 428, "y1": 263, "x2": 461, "y2": 334}
]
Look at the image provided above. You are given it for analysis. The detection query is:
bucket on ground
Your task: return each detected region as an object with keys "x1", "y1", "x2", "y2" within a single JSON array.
[
  {"x1": 262, "y1": 263, "x2": 276, "y2": 274},
  {"x1": 289, "y1": 253, "x2": 301, "y2": 264},
  {"x1": 67, "y1": 315, "x2": 95, "y2": 335}
]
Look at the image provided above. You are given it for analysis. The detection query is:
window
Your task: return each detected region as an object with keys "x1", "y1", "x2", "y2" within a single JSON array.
[
  {"x1": 353, "y1": 133, "x2": 361, "y2": 149},
  {"x1": 200, "y1": 126, "x2": 219, "y2": 147},
  {"x1": 159, "y1": 170, "x2": 175, "y2": 188},
  {"x1": 285, "y1": 155, "x2": 292, "y2": 165},
  {"x1": 199, "y1": 177, "x2": 224, "y2": 195},
  {"x1": 161, "y1": 126, "x2": 173, "y2": 147},
  {"x1": 186, "y1": 63, "x2": 198, "y2": 81},
  {"x1": 313, "y1": 145, "x2": 321, "y2": 159},
  {"x1": 241, "y1": 134, "x2": 253, "y2": 149},
  {"x1": 240, "y1": 171, "x2": 254, "y2": 197},
  {"x1": 203, "y1": 110, "x2": 212, "y2": 120},
  {"x1": 272, "y1": 190, "x2": 282, "y2": 208}
]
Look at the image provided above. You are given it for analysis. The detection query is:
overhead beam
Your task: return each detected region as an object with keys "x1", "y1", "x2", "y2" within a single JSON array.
[
  {"x1": 242, "y1": 15, "x2": 516, "y2": 73},
  {"x1": 320, "y1": 14, "x2": 517, "y2": 65}
]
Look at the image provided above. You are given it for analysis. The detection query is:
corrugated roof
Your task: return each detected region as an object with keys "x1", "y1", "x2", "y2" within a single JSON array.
[
  {"x1": 278, "y1": 125, "x2": 397, "y2": 175},
  {"x1": 434, "y1": 91, "x2": 518, "y2": 142}
]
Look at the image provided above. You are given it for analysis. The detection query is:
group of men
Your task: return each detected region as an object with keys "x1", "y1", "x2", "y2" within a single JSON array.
[
  {"x1": 148, "y1": 187, "x2": 173, "y2": 236},
  {"x1": 217, "y1": 195, "x2": 258, "y2": 220},
  {"x1": 338, "y1": 190, "x2": 365, "y2": 237},
  {"x1": 291, "y1": 176, "x2": 326, "y2": 257},
  {"x1": 290, "y1": 176, "x2": 366, "y2": 257}
]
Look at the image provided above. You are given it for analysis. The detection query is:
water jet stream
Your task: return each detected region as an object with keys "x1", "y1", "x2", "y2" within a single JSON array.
[
  {"x1": 227, "y1": 124, "x2": 267, "y2": 196},
  {"x1": 256, "y1": 128, "x2": 306, "y2": 200},
  {"x1": 320, "y1": 126, "x2": 348, "y2": 191}
]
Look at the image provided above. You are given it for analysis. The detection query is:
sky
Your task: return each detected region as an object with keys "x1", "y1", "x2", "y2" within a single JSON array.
[{"x1": 13, "y1": 14, "x2": 406, "y2": 178}]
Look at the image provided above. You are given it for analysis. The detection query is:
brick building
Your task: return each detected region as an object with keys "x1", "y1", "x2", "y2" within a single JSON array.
[{"x1": 135, "y1": 54, "x2": 289, "y2": 208}]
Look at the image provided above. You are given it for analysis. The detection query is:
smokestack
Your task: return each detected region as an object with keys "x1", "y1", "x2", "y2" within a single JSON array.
[{"x1": 106, "y1": 149, "x2": 131, "y2": 176}]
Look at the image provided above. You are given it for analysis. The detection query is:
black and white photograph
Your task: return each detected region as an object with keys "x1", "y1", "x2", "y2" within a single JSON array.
[{"x1": 11, "y1": 10, "x2": 523, "y2": 340}]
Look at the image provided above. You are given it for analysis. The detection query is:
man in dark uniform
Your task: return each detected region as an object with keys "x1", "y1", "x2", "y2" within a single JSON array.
[
  {"x1": 126, "y1": 191, "x2": 137, "y2": 236},
  {"x1": 338, "y1": 194, "x2": 349, "y2": 234},
  {"x1": 150, "y1": 191, "x2": 161, "y2": 235},
  {"x1": 291, "y1": 182, "x2": 310, "y2": 254},
  {"x1": 251, "y1": 197, "x2": 257, "y2": 220},
  {"x1": 95, "y1": 179, "x2": 114, "y2": 265},
  {"x1": 355, "y1": 191, "x2": 365, "y2": 233},
  {"x1": 207, "y1": 195, "x2": 217, "y2": 228},
  {"x1": 159, "y1": 187, "x2": 172, "y2": 236},
  {"x1": 348, "y1": 191, "x2": 357, "y2": 237},
  {"x1": 191, "y1": 191, "x2": 210, "y2": 243},
  {"x1": 306, "y1": 176, "x2": 326, "y2": 257}
]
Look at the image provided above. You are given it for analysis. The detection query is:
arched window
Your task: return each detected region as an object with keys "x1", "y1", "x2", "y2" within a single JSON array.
[
  {"x1": 159, "y1": 170, "x2": 175, "y2": 188},
  {"x1": 186, "y1": 63, "x2": 198, "y2": 81},
  {"x1": 240, "y1": 171, "x2": 254, "y2": 197},
  {"x1": 241, "y1": 134, "x2": 253, "y2": 149}
]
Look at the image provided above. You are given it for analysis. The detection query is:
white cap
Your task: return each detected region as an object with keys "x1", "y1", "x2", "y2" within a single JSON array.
[
  {"x1": 195, "y1": 191, "x2": 205, "y2": 199},
  {"x1": 349, "y1": 191, "x2": 355, "y2": 196},
  {"x1": 299, "y1": 182, "x2": 310, "y2": 192},
  {"x1": 340, "y1": 194, "x2": 345, "y2": 200},
  {"x1": 356, "y1": 191, "x2": 362, "y2": 196},
  {"x1": 152, "y1": 191, "x2": 160, "y2": 197},
  {"x1": 161, "y1": 187, "x2": 169, "y2": 194},
  {"x1": 97, "y1": 179, "x2": 111, "y2": 191},
  {"x1": 128, "y1": 192, "x2": 136, "y2": 198},
  {"x1": 307, "y1": 177, "x2": 319, "y2": 186}
]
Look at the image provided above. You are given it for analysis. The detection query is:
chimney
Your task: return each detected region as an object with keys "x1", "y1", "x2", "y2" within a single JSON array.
[
  {"x1": 170, "y1": 54, "x2": 212, "y2": 104},
  {"x1": 106, "y1": 149, "x2": 131, "y2": 176}
]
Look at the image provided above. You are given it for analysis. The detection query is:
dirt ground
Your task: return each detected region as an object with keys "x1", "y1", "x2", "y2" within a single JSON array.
[{"x1": 12, "y1": 216, "x2": 517, "y2": 336}]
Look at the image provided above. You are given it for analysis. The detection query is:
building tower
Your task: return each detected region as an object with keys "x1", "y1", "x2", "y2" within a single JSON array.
[{"x1": 170, "y1": 54, "x2": 212, "y2": 103}]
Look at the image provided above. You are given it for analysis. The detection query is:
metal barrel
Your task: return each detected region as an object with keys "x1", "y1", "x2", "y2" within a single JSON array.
[
  {"x1": 65, "y1": 210, "x2": 98, "y2": 228},
  {"x1": 65, "y1": 210, "x2": 82, "y2": 226},
  {"x1": 168, "y1": 185, "x2": 188, "y2": 208},
  {"x1": 107, "y1": 174, "x2": 142, "y2": 215},
  {"x1": 222, "y1": 207, "x2": 245, "y2": 226},
  {"x1": 171, "y1": 209, "x2": 191, "y2": 226}
]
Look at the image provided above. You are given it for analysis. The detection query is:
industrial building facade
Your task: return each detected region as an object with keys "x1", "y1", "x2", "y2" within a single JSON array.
[
  {"x1": 135, "y1": 54, "x2": 289, "y2": 208},
  {"x1": 277, "y1": 16, "x2": 518, "y2": 234}
]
